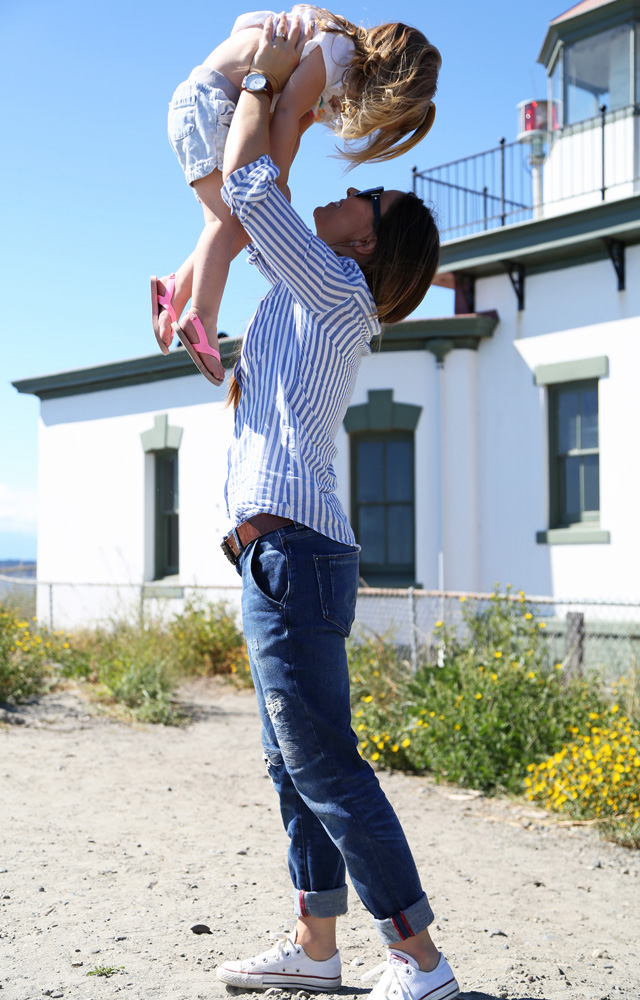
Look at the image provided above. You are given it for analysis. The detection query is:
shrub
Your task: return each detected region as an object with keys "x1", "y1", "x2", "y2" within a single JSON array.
[
  {"x1": 168, "y1": 597, "x2": 250, "y2": 679},
  {"x1": 77, "y1": 619, "x2": 182, "y2": 725},
  {"x1": 350, "y1": 588, "x2": 608, "y2": 794},
  {"x1": 0, "y1": 605, "x2": 79, "y2": 704},
  {"x1": 0, "y1": 606, "x2": 49, "y2": 702},
  {"x1": 526, "y1": 707, "x2": 640, "y2": 847}
]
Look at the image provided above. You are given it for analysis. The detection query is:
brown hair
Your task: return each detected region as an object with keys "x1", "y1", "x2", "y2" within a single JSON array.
[
  {"x1": 359, "y1": 191, "x2": 440, "y2": 324},
  {"x1": 226, "y1": 192, "x2": 440, "y2": 408},
  {"x1": 312, "y1": 9, "x2": 441, "y2": 166}
]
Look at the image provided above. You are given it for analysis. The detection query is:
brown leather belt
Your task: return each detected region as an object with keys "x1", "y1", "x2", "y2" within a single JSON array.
[{"x1": 221, "y1": 513, "x2": 295, "y2": 565}]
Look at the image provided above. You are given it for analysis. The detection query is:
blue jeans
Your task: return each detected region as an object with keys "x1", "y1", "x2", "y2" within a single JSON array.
[{"x1": 237, "y1": 522, "x2": 434, "y2": 946}]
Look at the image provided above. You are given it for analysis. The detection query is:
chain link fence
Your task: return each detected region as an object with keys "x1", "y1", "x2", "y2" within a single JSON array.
[
  {"x1": 2, "y1": 575, "x2": 639, "y2": 684},
  {"x1": 353, "y1": 589, "x2": 640, "y2": 684}
]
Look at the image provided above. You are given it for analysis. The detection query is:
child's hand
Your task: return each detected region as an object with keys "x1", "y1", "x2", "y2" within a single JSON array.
[{"x1": 251, "y1": 12, "x2": 309, "y2": 93}]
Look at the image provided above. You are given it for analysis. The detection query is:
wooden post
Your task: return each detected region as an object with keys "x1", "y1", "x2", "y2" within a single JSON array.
[{"x1": 565, "y1": 611, "x2": 585, "y2": 677}]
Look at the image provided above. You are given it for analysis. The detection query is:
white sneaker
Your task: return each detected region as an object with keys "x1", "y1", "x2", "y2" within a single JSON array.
[
  {"x1": 216, "y1": 933, "x2": 342, "y2": 991},
  {"x1": 362, "y1": 950, "x2": 459, "y2": 1000}
]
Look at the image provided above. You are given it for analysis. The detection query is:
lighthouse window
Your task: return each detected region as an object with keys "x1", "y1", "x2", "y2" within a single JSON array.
[
  {"x1": 351, "y1": 432, "x2": 415, "y2": 586},
  {"x1": 549, "y1": 381, "x2": 600, "y2": 526},
  {"x1": 155, "y1": 449, "x2": 179, "y2": 578},
  {"x1": 550, "y1": 53, "x2": 563, "y2": 129},
  {"x1": 564, "y1": 24, "x2": 631, "y2": 123}
]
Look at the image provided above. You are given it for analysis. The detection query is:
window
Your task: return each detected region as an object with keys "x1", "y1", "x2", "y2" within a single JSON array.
[
  {"x1": 550, "y1": 51, "x2": 563, "y2": 129},
  {"x1": 141, "y1": 414, "x2": 183, "y2": 579},
  {"x1": 351, "y1": 431, "x2": 415, "y2": 586},
  {"x1": 549, "y1": 381, "x2": 600, "y2": 527},
  {"x1": 155, "y1": 450, "x2": 179, "y2": 578},
  {"x1": 535, "y1": 357, "x2": 609, "y2": 545},
  {"x1": 564, "y1": 24, "x2": 632, "y2": 124}
]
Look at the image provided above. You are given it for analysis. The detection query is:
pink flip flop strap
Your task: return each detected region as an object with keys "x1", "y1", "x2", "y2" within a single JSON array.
[
  {"x1": 157, "y1": 274, "x2": 177, "y2": 324},
  {"x1": 185, "y1": 312, "x2": 221, "y2": 361}
]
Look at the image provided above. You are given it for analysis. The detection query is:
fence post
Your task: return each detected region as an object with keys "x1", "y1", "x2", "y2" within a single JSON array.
[
  {"x1": 600, "y1": 104, "x2": 607, "y2": 201},
  {"x1": 483, "y1": 185, "x2": 488, "y2": 229},
  {"x1": 500, "y1": 138, "x2": 506, "y2": 226},
  {"x1": 408, "y1": 587, "x2": 418, "y2": 673},
  {"x1": 412, "y1": 165, "x2": 418, "y2": 196},
  {"x1": 565, "y1": 612, "x2": 585, "y2": 677}
]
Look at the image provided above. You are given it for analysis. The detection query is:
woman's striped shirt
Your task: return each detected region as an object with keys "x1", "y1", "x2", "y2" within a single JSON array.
[{"x1": 221, "y1": 156, "x2": 380, "y2": 547}]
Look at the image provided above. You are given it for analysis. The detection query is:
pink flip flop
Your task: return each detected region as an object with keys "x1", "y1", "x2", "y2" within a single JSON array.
[
  {"x1": 172, "y1": 312, "x2": 225, "y2": 387},
  {"x1": 150, "y1": 274, "x2": 177, "y2": 355}
]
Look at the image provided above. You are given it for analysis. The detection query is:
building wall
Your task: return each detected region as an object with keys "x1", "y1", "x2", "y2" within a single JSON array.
[
  {"x1": 35, "y1": 347, "x2": 443, "y2": 624},
  {"x1": 471, "y1": 246, "x2": 640, "y2": 600},
  {"x1": 34, "y1": 243, "x2": 640, "y2": 625},
  {"x1": 37, "y1": 375, "x2": 238, "y2": 625}
]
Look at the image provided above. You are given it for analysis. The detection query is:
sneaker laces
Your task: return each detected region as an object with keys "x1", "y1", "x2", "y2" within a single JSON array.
[
  {"x1": 265, "y1": 932, "x2": 298, "y2": 961},
  {"x1": 362, "y1": 957, "x2": 412, "y2": 1000},
  {"x1": 245, "y1": 933, "x2": 297, "y2": 967}
]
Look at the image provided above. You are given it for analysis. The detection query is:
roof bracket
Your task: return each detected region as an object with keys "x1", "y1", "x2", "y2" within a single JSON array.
[
  {"x1": 503, "y1": 261, "x2": 525, "y2": 311},
  {"x1": 603, "y1": 237, "x2": 625, "y2": 291}
]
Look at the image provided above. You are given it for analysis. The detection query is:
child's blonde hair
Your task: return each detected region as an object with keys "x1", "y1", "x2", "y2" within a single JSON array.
[{"x1": 312, "y1": 8, "x2": 441, "y2": 165}]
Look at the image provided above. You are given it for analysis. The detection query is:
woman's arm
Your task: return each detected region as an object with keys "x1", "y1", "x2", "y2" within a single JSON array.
[
  {"x1": 222, "y1": 156, "x2": 376, "y2": 323},
  {"x1": 222, "y1": 14, "x2": 307, "y2": 182}
]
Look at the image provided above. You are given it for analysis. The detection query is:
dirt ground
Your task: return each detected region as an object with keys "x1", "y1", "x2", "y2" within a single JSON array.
[{"x1": 1, "y1": 679, "x2": 639, "y2": 1000}]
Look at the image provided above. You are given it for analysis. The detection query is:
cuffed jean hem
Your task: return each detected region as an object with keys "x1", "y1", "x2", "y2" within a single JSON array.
[
  {"x1": 293, "y1": 885, "x2": 349, "y2": 919},
  {"x1": 373, "y1": 892, "x2": 434, "y2": 946}
]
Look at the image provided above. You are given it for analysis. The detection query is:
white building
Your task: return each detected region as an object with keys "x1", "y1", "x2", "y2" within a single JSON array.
[{"x1": 13, "y1": 0, "x2": 640, "y2": 626}]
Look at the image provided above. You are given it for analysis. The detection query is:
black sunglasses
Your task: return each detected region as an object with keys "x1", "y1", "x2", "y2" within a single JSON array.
[{"x1": 355, "y1": 186, "x2": 384, "y2": 230}]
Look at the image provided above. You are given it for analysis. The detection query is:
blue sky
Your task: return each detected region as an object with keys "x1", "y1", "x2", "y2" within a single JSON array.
[{"x1": 0, "y1": 0, "x2": 565, "y2": 559}]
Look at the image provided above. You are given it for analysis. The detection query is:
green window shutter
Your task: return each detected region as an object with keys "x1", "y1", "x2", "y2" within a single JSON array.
[{"x1": 155, "y1": 450, "x2": 179, "y2": 579}]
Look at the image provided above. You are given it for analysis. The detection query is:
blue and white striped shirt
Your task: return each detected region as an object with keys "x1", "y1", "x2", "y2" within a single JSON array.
[{"x1": 221, "y1": 156, "x2": 380, "y2": 546}]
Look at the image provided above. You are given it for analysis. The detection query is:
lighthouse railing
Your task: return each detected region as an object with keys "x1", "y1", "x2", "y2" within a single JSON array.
[{"x1": 412, "y1": 103, "x2": 640, "y2": 241}]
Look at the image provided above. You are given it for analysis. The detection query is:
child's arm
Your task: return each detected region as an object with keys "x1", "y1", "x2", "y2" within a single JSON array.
[
  {"x1": 279, "y1": 112, "x2": 314, "y2": 201},
  {"x1": 268, "y1": 45, "x2": 326, "y2": 192}
]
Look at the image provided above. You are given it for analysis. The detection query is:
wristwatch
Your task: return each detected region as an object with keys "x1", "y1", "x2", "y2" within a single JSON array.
[{"x1": 241, "y1": 71, "x2": 274, "y2": 101}]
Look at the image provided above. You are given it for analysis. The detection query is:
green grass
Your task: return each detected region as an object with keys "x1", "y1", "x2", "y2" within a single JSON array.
[
  {"x1": 0, "y1": 598, "x2": 249, "y2": 723},
  {"x1": 86, "y1": 965, "x2": 124, "y2": 977}
]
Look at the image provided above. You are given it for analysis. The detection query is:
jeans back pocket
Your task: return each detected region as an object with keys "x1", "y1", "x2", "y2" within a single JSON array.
[
  {"x1": 168, "y1": 85, "x2": 196, "y2": 142},
  {"x1": 314, "y1": 550, "x2": 359, "y2": 637}
]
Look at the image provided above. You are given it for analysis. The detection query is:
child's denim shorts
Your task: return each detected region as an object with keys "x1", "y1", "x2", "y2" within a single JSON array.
[{"x1": 168, "y1": 66, "x2": 240, "y2": 186}]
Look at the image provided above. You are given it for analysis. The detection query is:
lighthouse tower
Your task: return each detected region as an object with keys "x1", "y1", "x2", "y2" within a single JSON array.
[{"x1": 538, "y1": 0, "x2": 640, "y2": 213}]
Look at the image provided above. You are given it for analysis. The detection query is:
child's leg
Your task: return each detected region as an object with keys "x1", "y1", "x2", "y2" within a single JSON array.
[
  {"x1": 156, "y1": 205, "x2": 251, "y2": 354},
  {"x1": 172, "y1": 169, "x2": 242, "y2": 381},
  {"x1": 155, "y1": 262, "x2": 193, "y2": 351}
]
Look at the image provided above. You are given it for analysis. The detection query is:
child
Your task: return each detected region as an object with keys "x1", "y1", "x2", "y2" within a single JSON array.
[{"x1": 151, "y1": 5, "x2": 441, "y2": 386}]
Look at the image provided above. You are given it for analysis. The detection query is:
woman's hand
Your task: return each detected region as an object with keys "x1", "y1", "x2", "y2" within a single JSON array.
[{"x1": 250, "y1": 12, "x2": 309, "y2": 93}]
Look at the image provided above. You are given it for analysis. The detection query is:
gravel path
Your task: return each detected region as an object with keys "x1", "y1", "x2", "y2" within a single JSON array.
[{"x1": 1, "y1": 680, "x2": 639, "y2": 1000}]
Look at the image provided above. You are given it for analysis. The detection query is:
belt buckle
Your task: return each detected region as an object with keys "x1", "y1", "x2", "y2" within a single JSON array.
[{"x1": 220, "y1": 535, "x2": 238, "y2": 566}]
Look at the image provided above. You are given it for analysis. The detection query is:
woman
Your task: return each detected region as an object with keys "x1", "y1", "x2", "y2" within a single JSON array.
[{"x1": 206, "y1": 14, "x2": 459, "y2": 1000}]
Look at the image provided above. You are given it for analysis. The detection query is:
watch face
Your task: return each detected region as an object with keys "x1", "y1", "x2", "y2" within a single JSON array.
[{"x1": 247, "y1": 73, "x2": 267, "y2": 91}]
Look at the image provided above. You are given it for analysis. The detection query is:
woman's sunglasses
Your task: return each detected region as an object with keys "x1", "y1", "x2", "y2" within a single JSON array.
[{"x1": 355, "y1": 187, "x2": 384, "y2": 230}]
